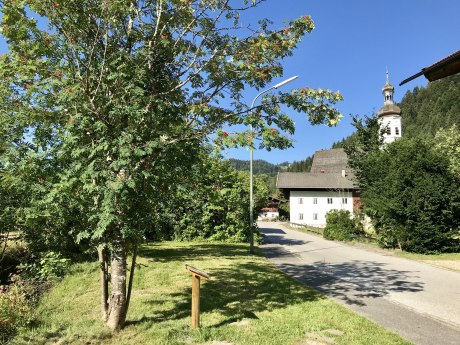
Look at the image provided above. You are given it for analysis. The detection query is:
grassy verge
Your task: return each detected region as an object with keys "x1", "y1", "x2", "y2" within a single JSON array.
[
  {"x1": 12, "y1": 242, "x2": 411, "y2": 345},
  {"x1": 286, "y1": 223, "x2": 324, "y2": 236},
  {"x1": 395, "y1": 252, "x2": 460, "y2": 271}
]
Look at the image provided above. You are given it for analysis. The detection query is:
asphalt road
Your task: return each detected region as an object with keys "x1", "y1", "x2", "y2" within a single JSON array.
[{"x1": 259, "y1": 222, "x2": 460, "y2": 345}]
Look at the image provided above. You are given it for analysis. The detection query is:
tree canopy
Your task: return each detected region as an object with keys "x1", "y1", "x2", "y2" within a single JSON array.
[
  {"x1": 0, "y1": 0, "x2": 344, "y2": 329},
  {"x1": 400, "y1": 74, "x2": 460, "y2": 138},
  {"x1": 345, "y1": 118, "x2": 460, "y2": 253}
]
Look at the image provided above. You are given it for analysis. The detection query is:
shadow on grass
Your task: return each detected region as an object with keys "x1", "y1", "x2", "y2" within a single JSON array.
[
  {"x1": 139, "y1": 242, "x2": 251, "y2": 263},
  {"x1": 128, "y1": 243, "x2": 324, "y2": 327}
]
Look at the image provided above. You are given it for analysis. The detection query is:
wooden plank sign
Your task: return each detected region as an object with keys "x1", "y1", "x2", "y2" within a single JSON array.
[{"x1": 186, "y1": 265, "x2": 210, "y2": 328}]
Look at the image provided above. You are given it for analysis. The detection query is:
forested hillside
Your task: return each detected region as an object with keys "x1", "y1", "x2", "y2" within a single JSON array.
[
  {"x1": 400, "y1": 74, "x2": 460, "y2": 138},
  {"x1": 227, "y1": 159, "x2": 288, "y2": 176},
  {"x1": 331, "y1": 74, "x2": 460, "y2": 149},
  {"x1": 285, "y1": 156, "x2": 313, "y2": 172},
  {"x1": 228, "y1": 157, "x2": 314, "y2": 193},
  {"x1": 228, "y1": 156, "x2": 314, "y2": 175}
]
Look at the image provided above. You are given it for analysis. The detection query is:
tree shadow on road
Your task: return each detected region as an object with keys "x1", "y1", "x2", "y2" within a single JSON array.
[{"x1": 274, "y1": 260, "x2": 424, "y2": 306}]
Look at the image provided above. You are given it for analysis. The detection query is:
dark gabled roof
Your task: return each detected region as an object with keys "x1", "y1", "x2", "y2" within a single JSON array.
[
  {"x1": 310, "y1": 148, "x2": 349, "y2": 174},
  {"x1": 277, "y1": 148, "x2": 357, "y2": 190},
  {"x1": 276, "y1": 172, "x2": 356, "y2": 190},
  {"x1": 400, "y1": 50, "x2": 460, "y2": 86}
]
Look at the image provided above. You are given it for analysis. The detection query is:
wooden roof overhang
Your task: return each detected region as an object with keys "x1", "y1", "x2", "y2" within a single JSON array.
[{"x1": 400, "y1": 50, "x2": 460, "y2": 86}]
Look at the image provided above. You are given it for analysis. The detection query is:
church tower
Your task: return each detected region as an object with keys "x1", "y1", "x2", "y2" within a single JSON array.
[{"x1": 378, "y1": 70, "x2": 402, "y2": 144}]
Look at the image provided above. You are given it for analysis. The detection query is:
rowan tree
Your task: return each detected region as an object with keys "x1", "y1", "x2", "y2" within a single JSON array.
[{"x1": 0, "y1": 0, "x2": 343, "y2": 329}]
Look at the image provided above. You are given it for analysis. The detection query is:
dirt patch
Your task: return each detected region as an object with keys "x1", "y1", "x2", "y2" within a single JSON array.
[
  {"x1": 325, "y1": 329, "x2": 344, "y2": 336},
  {"x1": 298, "y1": 332, "x2": 336, "y2": 345}
]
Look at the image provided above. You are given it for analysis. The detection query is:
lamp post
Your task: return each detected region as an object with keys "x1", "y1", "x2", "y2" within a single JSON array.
[{"x1": 249, "y1": 75, "x2": 298, "y2": 253}]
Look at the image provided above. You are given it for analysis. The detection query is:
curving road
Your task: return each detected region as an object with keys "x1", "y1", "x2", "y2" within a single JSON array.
[{"x1": 259, "y1": 222, "x2": 460, "y2": 345}]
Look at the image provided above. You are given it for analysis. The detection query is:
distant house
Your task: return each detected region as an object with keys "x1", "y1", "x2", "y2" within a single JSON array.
[
  {"x1": 277, "y1": 148, "x2": 359, "y2": 227},
  {"x1": 257, "y1": 207, "x2": 279, "y2": 220},
  {"x1": 258, "y1": 195, "x2": 280, "y2": 220}
]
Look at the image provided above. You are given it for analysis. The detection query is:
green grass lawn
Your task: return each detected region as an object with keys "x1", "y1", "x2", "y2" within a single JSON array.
[{"x1": 12, "y1": 242, "x2": 412, "y2": 345}]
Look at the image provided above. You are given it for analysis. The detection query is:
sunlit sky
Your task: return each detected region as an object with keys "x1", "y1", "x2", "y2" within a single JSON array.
[
  {"x1": 222, "y1": 0, "x2": 460, "y2": 163},
  {"x1": 1, "y1": 1, "x2": 459, "y2": 164}
]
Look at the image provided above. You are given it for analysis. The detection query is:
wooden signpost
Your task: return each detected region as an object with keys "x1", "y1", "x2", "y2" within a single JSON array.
[{"x1": 185, "y1": 265, "x2": 210, "y2": 329}]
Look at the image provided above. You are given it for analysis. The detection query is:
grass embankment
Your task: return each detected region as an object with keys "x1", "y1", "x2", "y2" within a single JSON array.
[
  {"x1": 396, "y1": 252, "x2": 460, "y2": 271},
  {"x1": 13, "y1": 242, "x2": 411, "y2": 345}
]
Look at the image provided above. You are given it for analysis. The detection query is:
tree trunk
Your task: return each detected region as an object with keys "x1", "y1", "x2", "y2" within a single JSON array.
[
  {"x1": 98, "y1": 247, "x2": 109, "y2": 321},
  {"x1": 124, "y1": 244, "x2": 137, "y2": 320},
  {"x1": 106, "y1": 239, "x2": 127, "y2": 330}
]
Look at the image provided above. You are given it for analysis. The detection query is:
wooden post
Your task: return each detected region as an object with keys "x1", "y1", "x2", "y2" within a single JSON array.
[
  {"x1": 191, "y1": 274, "x2": 200, "y2": 328},
  {"x1": 186, "y1": 265, "x2": 210, "y2": 329}
]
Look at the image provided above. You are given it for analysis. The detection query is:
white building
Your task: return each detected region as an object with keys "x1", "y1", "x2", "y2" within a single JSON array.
[
  {"x1": 257, "y1": 208, "x2": 279, "y2": 220},
  {"x1": 378, "y1": 71, "x2": 402, "y2": 144},
  {"x1": 276, "y1": 149, "x2": 359, "y2": 227}
]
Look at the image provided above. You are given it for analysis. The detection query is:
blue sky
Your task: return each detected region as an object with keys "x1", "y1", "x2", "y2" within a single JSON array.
[
  {"x1": 222, "y1": 0, "x2": 460, "y2": 163},
  {"x1": 1, "y1": 1, "x2": 458, "y2": 164}
]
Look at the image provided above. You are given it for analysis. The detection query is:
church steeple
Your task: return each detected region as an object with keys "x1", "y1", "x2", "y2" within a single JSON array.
[
  {"x1": 382, "y1": 68, "x2": 395, "y2": 105},
  {"x1": 378, "y1": 69, "x2": 402, "y2": 144}
]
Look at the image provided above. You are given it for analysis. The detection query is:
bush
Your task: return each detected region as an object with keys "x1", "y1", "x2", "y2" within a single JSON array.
[
  {"x1": 324, "y1": 210, "x2": 361, "y2": 241},
  {"x1": 18, "y1": 251, "x2": 71, "y2": 281},
  {"x1": 0, "y1": 251, "x2": 70, "y2": 344},
  {"x1": 0, "y1": 274, "x2": 39, "y2": 345}
]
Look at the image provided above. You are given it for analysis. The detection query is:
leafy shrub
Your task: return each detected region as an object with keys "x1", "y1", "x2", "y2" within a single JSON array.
[
  {"x1": 324, "y1": 210, "x2": 361, "y2": 241},
  {"x1": 0, "y1": 251, "x2": 70, "y2": 344},
  {"x1": 0, "y1": 275, "x2": 38, "y2": 345},
  {"x1": 18, "y1": 251, "x2": 70, "y2": 280}
]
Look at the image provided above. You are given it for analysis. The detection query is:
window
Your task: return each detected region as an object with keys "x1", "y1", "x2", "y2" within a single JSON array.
[
  {"x1": 395, "y1": 127, "x2": 400, "y2": 135},
  {"x1": 342, "y1": 197, "x2": 348, "y2": 204},
  {"x1": 327, "y1": 197, "x2": 333, "y2": 204},
  {"x1": 386, "y1": 126, "x2": 391, "y2": 135},
  {"x1": 299, "y1": 213, "x2": 304, "y2": 220},
  {"x1": 313, "y1": 213, "x2": 318, "y2": 220},
  {"x1": 299, "y1": 197, "x2": 303, "y2": 204},
  {"x1": 313, "y1": 197, "x2": 318, "y2": 204}
]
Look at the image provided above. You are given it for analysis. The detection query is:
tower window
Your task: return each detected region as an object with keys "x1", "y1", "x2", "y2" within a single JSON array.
[
  {"x1": 327, "y1": 197, "x2": 333, "y2": 204},
  {"x1": 342, "y1": 198, "x2": 348, "y2": 204},
  {"x1": 313, "y1": 213, "x2": 318, "y2": 220},
  {"x1": 299, "y1": 213, "x2": 304, "y2": 220},
  {"x1": 313, "y1": 197, "x2": 318, "y2": 204},
  {"x1": 299, "y1": 198, "x2": 303, "y2": 204},
  {"x1": 386, "y1": 127, "x2": 391, "y2": 135},
  {"x1": 395, "y1": 127, "x2": 400, "y2": 135}
]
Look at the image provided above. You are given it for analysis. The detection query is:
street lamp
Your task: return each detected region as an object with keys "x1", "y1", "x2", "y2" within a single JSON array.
[{"x1": 249, "y1": 75, "x2": 298, "y2": 253}]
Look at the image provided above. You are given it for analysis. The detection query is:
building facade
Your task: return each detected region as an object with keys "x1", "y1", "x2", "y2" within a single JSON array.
[
  {"x1": 277, "y1": 149, "x2": 359, "y2": 227},
  {"x1": 289, "y1": 189, "x2": 354, "y2": 227}
]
